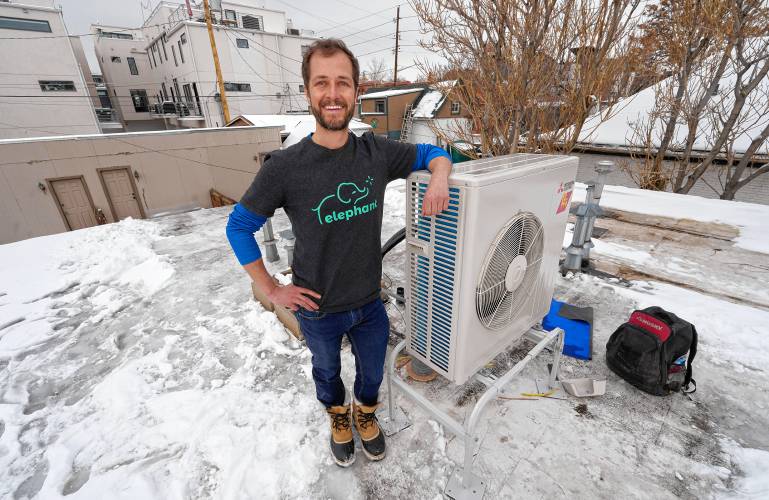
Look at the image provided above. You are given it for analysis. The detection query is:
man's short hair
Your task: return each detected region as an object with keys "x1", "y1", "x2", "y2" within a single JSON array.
[{"x1": 301, "y1": 38, "x2": 360, "y2": 91}]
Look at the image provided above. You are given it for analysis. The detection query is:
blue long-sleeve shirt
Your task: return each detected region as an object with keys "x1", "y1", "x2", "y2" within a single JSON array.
[{"x1": 226, "y1": 142, "x2": 450, "y2": 266}]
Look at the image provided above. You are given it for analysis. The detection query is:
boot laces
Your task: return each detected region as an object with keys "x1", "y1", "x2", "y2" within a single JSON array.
[
  {"x1": 356, "y1": 407, "x2": 377, "y2": 430},
  {"x1": 330, "y1": 411, "x2": 351, "y2": 432}
]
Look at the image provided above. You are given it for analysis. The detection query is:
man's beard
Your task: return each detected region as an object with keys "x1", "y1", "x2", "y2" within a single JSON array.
[{"x1": 310, "y1": 99, "x2": 354, "y2": 131}]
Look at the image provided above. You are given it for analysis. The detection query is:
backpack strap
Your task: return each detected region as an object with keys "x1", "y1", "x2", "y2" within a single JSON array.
[{"x1": 683, "y1": 324, "x2": 698, "y2": 393}]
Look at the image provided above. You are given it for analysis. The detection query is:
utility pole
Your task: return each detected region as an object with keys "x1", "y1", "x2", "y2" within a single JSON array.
[
  {"x1": 203, "y1": 0, "x2": 230, "y2": 124},
  {"x1": 393, "y1": 5, "x2": 400, "y2": 86}
]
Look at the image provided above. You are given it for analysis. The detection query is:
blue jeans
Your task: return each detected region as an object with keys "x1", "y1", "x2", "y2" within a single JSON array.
[{"x1": 295, "y1": 299, "x2": 389, "y2": 408}]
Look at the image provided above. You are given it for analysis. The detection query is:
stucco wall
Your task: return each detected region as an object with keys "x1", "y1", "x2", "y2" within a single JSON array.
[
  {"x1": 0, "y1": 126, "x2": 282, "y2": 244},
  {"x1": 0, "y1": 2, "x2": 100, "y2": 139}
]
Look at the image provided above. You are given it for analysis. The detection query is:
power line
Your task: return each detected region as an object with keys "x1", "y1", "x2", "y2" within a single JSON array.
[
  {"x1": 0, "y1": 20, "x2": 177, "y2": 40},
  {"x1": 272, "y1": 0, "x2": 378, "y2": 42},
  {"x1": 357, "y1": 44, "x2": 423, "y2": 58},
  {"x1": 330, "y1": 0, "x2": 390, "y2": 20},
  {"x1": 335, "y1": 19, "x2": 395, "y2": 41},
  {"x1": 222, "y1": 29, "x2": 300, "y2": 105},
  {"x1": 234, "y1": 30, "x2": 303, "y2": 66},
  {"x1": 314, "y1": 4, "x2": 407, "y2": 34},
  {"x1": 347, "y1": 32, "x2": 395, "y2": 48}
]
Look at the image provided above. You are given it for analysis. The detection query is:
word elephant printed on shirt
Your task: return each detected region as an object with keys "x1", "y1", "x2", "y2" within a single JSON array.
[{"x1": 311, "y1": 176, "x2": 378, "y2": 225}]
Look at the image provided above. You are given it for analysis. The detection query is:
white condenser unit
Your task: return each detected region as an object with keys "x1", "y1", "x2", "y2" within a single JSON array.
[{"x1": 405, "y1": 153, "x2": 578, "y2": 384}]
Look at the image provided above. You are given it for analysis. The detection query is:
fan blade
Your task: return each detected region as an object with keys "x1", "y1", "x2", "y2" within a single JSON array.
[
  {"x1": 523, "y1": 224, "x2": 543, "y2": 257},
  {"x1": 488, "y1": 292, "x2": 513, "y2": 329},
  {"x1": 526, "y1": 256, "x2": 543, "y2": 269},
  {"x1": 478, "y1": 280, "x2": 507, "y2": 296}
]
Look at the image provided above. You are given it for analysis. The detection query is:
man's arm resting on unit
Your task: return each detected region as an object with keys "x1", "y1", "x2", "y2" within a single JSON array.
[
  {"x1": 226, "y1": 203, "x2": 320, "y2": 311},
  {"x1": 412, "y1": 144, "x2": 453, "y2": 216}
]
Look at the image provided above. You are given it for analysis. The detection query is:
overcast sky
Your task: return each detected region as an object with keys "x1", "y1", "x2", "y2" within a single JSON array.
[{"x1": 56, "y1": 0, "x2": 439, "y2": 81}]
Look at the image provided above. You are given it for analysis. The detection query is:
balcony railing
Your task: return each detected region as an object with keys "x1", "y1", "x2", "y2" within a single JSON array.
[
  {"x1": 167, "y1": 3, "x2": 265, "y2": 32},
  {"x1": 151, "y1": 98, "x2": 203, "y2": 118},
  {"x1": 95, "y1": 107, "x2": 118, "y2": 122}
]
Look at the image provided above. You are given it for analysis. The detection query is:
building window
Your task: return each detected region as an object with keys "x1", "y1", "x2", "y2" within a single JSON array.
[
  {"x1": 375, "y1": 99, "x2": 386, "y2": 113},
  {"x1": 161, "y1": 36, "x2": 168, "y2": 61},
  {"x1": 127, "y1": 57, "x2": 139, "y2": 75},
  {"x1": 171, "y1": 45, "x2": 178, "y2": 66},
  {"x1": 0, "y1": 16, "x2": 51, "y2": 33},
  {"x1": 97, "y1": 30, "x2": 133, "y2": 40},
  {"x1": 151, "y1": 44, "x2": 158, "y2": 66},
  {"x1": 236, "y1": 38, "x2": 249, "y2": 49},
  {"x1": 39, "y1": 80, "x2": 75, "y2": 91},
  {"x1": 148, "y1": 53, "x2": 153, "y2": 68},
  {"x1": 301, "y1": 45, "x2": 311, "y2": 56},
  {"x1": 224, "y1": 82, "x2": 252, "y2": 92},
  {"x1": 180, "y1": 33, "x2": 187, "y2": 44},
  {"x1": 242, "y1": 15, "x2": 263, "y2": 30},
  {"x1": 299, "y1": 84, "x2": 304, "y2": 93},
  {"x1": 130, "y1": 89, "x2": 149, "y2": 112},
  {"x1": 111, "y1": 56, "x2": 122, "y2": 63},
  {"x1": 97, "y1": 89, "x2": 111, "y2": 108},
  {"x1": 451, "y1": 101, "x2": 460, "y2": 114},
  {"x1": 224, "y1": 9, "x2": 237, "y2": 26},
  {"x1": 161, "y1": 82, "x2": 168, "y2": 101},
  {"x1": 177, "y1": 40, "x2": 184, "y2": 63}
]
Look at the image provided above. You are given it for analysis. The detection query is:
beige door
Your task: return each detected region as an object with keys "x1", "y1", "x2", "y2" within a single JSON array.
[
  {"x1": 100, "y1": 168, "x2": 143, "y2": 220},
  {"x1": 50, "y1": 177, "x2": 98, "y2": 230}
]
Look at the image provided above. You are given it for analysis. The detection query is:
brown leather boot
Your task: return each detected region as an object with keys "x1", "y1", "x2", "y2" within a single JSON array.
[
  {"x1": 352, "y1": 400, "x2": 386, "y2": 461},
  {"x1": 326, "y1": 405, "x2": 355, "y2": 467}
]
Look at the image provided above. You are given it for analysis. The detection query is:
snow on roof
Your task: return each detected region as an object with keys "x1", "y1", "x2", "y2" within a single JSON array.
[
  {"x1": 572, "y1": 182, "x2": 769, "y2": 254},
  {"x1": 234, "y1": 114, "x2": 369, "y2": 132},
  {"x1": 411, "y1": 81, "x2": 458, "y2": 119},
  {"x1": 233, "y1": 114, "x2": 371, "y2": 147},
  {"x1": 359, "y1": 87, "x2": 425, "y2": 99},
  {"x1": 411, "y1": 90, "x2": 445, "y2": 119},
  {"x1": 1, "y1": 179, "x2": 768, "y2": 498},
  {"x1": 576, "y1": 58, "x2": 769, "y2": 155}
]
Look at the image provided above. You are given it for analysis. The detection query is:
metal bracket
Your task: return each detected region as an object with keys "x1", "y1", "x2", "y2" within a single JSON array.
[
  {"x1": 383, "y1": 327, "x2": 566, "y2": 500},
  {"x1": 376, "y1": 404, "x2": 411, "y2": 437}
]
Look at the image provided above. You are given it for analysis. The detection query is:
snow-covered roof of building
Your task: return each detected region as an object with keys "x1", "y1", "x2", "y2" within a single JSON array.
[
  {"x1": 230, "y1": 114, "x2": 371, "y2": 148},
  {"x1": 359, "y1": 87, "x2": 425, "y2": 99},
  {"x1": 411, "y1": 81, "x2": 458, "y2": 119},
  {"x1": 411, "y1": 90, "x2": 445, "y2": 119},
  {"x1": 1, "y1": 178, "x2": 768, "y2": 498},
  {"x1": 575, "y1": 59, "x2": 769, "y2": 155}
]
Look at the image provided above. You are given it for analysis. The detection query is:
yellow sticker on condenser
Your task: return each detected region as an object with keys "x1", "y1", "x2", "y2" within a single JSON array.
[{"x1": 557, "y1": 191, "x2": 572, "y2": 214}]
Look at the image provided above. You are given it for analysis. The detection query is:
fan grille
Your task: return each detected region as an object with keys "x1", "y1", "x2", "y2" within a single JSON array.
[{"x1": 476, "y1": 213, "x2": 544, "y2": 330}]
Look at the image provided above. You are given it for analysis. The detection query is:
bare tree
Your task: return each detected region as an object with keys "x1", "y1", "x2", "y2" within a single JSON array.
[
  {"x1": 626, "y1": 0, "x2": 769, "y2": 198},
  {"x1": 361, "y1": 57, "x2": 391, "y2": 82},
  {"x1": 411, "y1": 0, "x2": 644, "y2": 157}
]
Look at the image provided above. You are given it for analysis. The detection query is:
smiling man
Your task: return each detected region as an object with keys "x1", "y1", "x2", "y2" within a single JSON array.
[{"x1": 226, "y1": 39, "x2": 452, "y2": 467}]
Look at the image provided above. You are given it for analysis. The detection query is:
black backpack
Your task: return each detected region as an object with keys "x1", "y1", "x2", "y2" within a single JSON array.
[{"x1": 606, "y1": 306, "x2": 697, "y2": 396}]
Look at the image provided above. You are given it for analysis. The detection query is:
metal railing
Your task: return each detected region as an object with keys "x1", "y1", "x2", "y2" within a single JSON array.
[
  {"x1": 167, "y1": 3, "x2": 263, "y2": 31},
  {"x1": 95, "y1": 108, "x2": 118, "y2": 122},
  {"x1": 151, "y1": 98, "x2": 203, "y2": 118}
]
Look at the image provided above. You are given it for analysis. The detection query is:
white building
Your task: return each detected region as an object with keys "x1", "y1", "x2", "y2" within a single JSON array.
[
  {"x1": 94, "y1": 1, "x2": 317, "y2": 131},
  {"x1": 0, "y1": 0, "x2": 100, "y2": 139}
]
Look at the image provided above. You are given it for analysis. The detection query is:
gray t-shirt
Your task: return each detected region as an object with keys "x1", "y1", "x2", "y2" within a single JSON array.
[{"x1": 240, "y1": 131, "x2": 417, "y2": 313}]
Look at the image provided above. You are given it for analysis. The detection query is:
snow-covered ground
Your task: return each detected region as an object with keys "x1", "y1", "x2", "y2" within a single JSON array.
[{"x1": 1, "y1": 181, "x2": 768, "y2": 499}]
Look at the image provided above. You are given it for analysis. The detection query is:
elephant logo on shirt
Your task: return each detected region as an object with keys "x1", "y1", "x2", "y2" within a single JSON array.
[{"x1": 312, "y1": 177, "x2": 377, "y2": 225}]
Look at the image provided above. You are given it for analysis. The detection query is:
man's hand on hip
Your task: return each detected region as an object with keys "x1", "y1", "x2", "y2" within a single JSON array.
[{"x1": 268, "y1": 284, "x2": 322, "y2": 311}]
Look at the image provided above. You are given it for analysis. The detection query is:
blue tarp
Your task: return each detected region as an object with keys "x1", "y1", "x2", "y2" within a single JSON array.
[{"x1": 542, "y1": 299, "x2": 593, "y2": 360}]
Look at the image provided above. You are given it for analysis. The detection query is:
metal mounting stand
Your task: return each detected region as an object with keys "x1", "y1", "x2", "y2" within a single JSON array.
[{"x1": 377, "y1": 326, "x2": 565, "y2": 500}]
